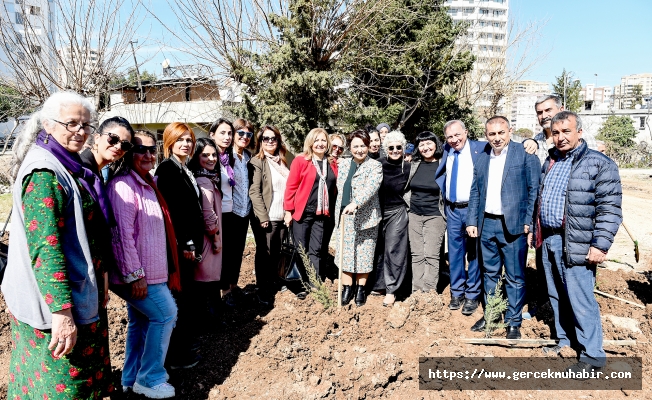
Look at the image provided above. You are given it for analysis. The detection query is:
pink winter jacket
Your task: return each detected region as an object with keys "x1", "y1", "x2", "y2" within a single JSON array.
[{"x1": 108, "y1": 170, "x2": 168, "y2": 285}]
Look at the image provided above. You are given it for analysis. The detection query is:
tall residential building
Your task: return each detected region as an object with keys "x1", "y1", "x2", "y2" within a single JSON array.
[
  {"x1": 580, "y1": 84, "x2": 613, "y2": 111},
  {"x1": 614, "y1": 73, "x2": 652, "y2": 109},
  {"x1": 446, "y1": 0, "x2": 509, "y2": 111},
  {"x1": 507, "y1": 80, "x2": 549, "y2": 134}
]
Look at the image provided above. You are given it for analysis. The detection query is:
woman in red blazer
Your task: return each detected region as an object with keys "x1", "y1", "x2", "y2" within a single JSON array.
[{"x1": 283, "y1": 128, "x2": 338, "y2": 298}]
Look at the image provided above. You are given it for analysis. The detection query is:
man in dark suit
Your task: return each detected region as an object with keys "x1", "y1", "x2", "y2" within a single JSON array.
[
  {"x1": 466, "y1": 116, "x2": 540, "y2": 339},
  {"x1": 435, "y1": 120, "x2": 485, "y2": 315}
]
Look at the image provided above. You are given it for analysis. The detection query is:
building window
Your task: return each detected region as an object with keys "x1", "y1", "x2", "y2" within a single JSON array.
[
  {"x1": 493, "y1": 10, "x2": 505, "y2": 16},
  {"x1": 463, "y1": 7, "x2": 474, "y2": 14},
  {"x1": 480, "y1": 8, "x2": 489, "y2": 15},
  {"x1": 641, "y1": 117, "x2": 646, "y2": 130},
  {"x1": 448, "y1": 8, "x2": 458, "y2": 15},
  {"x1": 28, "y1": 5, "x2": 40, "y2": 15},
  {"x1": 494, "y1": 34, "x2": 505, "y2": 40},
  {"x1": 15, "y1": 12, "x2": 24, "y2": 25}
]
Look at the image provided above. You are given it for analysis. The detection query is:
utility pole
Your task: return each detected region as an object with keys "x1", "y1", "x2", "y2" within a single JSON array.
[{"x1": 129, "y1": 40, "x2": 144, "y2": 102}]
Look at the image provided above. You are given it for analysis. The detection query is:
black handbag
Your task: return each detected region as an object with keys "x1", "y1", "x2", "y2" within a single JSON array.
[
  {"x1": 278, "y1": 228, "x2": 302, "y2": 282},
  {"x1": 0, "y1": 210, "x2": 12, "y2": 285}
]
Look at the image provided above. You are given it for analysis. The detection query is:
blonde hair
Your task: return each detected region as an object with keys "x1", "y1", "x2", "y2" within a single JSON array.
[{"x1": 302, "y1": 128, "x2": 331, "y2": 160}]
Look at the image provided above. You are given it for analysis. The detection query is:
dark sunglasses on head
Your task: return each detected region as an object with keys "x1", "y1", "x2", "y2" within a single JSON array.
[
  {"x1": 236, "y1": 130, "x2": 253, "y2": 139},
  {"x1": 261, "y1": 136, "x2": 277, "y2": 143},
  {"x1": 103, "y1": 132, "x2": 133, "y2": 151},
  {"x1": 331, "y1": 144, "x2": 344, "y2": 152},
  {"x1": 388, "y1": 145, "x2": 403, "y2": 152},
  {"x1": 132, "y1": 145, "x2": 157, "y2": 155}
]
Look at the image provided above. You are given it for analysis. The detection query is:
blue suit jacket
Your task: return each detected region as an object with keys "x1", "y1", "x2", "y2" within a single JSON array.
[
  {"x1": 466, "y1": 141, "x2": 540, "y2": 236},
  {"x1": 435, "y1": 140, "x2": 485, "y2": 215}
]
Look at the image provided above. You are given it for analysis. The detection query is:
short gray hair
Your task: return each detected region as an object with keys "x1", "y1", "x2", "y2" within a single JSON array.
[
  {"x1": 443, "y1": 120, "x2": 466, "y2": 135},
  {"x1": 11, "y1": 91, "x2": 96, "y2": 180},
  {"x1": 551, "y1": 110, "x2": 583, "y2": 131},
  {"x1": 534, "y1": 94, "x2": 562, "y2": 110},
  {"x1": 382, "y1": 130, "x2": 407, "y2": 153}
]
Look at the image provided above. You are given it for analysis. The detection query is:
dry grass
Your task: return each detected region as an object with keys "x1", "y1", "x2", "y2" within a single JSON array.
[{"x1": 0, "y1": 193, "x2": 11, "y2": 223}]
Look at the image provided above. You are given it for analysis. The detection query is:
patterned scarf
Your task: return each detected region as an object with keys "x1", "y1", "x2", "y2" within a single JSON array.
[
  {"x1": 265, "y1": 152, "x2": 289, "y2": 178},
  {"x1": 193, "y1": 167, "x2": 221, "y2": 189},
  {"x1": 219, "y1": 152, "x2": 236, "y2": 187},
  {"x1": 312, "y1": 157, "x2": 330, "y2": 216}
]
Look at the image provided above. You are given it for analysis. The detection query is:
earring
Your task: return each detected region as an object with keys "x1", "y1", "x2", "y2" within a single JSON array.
[{"x1": 44, "y1": 133, "x2": 50, "y2": 144}]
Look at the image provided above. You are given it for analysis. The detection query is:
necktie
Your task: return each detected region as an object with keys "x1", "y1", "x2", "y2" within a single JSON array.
[{"x1": 450, "y1": 150, "x2": 460, "y2": 202}]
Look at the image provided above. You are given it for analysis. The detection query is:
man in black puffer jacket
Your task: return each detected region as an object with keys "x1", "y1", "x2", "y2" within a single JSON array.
[{"x1": 531, "y1": 111, "x2": 622, "y2": 374}]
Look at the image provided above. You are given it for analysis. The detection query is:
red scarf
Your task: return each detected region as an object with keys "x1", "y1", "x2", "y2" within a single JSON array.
[{"x1": 144, "y1": 174, "x2": 181, "y2": 292}]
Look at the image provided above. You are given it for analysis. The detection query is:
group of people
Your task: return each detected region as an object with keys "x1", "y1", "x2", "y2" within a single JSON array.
[{"x1": 1, "y1": 91, "x2": 622, "y2": 399}]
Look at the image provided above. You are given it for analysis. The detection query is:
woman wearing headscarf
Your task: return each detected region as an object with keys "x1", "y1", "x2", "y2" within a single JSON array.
[
  {"x1": 108, "y1": 130, "x2": 178, "y2": 398},
  {"x1": 2, "y1": 91, "x2": 115, "y2": 399},
  {"x1": 335, "y1": 129, "x2": 383, "y2": 307}
]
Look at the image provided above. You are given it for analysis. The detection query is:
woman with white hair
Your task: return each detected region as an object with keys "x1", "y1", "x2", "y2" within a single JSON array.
[
  {"x1": 375, "y1": 130, "x2": 411, "y2": 306},
  {"x1": 2, "y1": 91, "x2": 115, "y2": 398}
]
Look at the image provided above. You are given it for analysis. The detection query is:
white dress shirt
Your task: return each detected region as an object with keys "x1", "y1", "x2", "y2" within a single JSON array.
[
  {"x1": 484, "y1": 145, "x2": 509, "y2": 215},
  {"x1": 445, "y1": 140, "x2": 474, "y2": 202}
]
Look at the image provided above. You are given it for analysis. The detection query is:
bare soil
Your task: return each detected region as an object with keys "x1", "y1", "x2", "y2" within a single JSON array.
[{"x1": 1, "y1": 170, "x2": 652, "y2": 399}]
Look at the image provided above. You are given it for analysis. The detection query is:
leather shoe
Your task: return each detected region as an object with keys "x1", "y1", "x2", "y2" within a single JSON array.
[
  {"x1": 506, "y1": 326, "x2": 521, "y2": 339},
  {"x1": 470, "y1": 317, "x2": 486, "y2": 332},
  {"x1": 341, "y1": 285, "x2": 353, "y2": 306},
  {"x1": 449, "y1": 295, "x2": 465, "y2": 310},
  {"x1": 354, "y1": 285, "x2": 366, "y2": 306},
  {"x1": 461, "y1": 298, "x2": 480, "y2": 315}
]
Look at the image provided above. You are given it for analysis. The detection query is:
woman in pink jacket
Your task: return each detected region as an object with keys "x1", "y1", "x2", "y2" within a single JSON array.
[
  {"x1": 188, "y1": 137, "x2": 223, "y2": 324},
  {"x1": 108, "y1": 130, "x2": 179, "y2": 399}
]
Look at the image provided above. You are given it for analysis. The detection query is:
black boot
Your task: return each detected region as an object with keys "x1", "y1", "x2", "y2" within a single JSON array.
[
  {"x1": 355, "y1": 284, "x2": 366, "y2": 307},
  {"x1": 341, "y1": 285, "x2": 353, "y2": 306}
]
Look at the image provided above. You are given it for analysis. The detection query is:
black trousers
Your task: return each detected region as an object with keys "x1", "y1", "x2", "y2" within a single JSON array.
[
  {"x1": 220, "y1": 211, "x2": 250, "y2": 289},
  {"x1": 292, "y1": 212, "x2": 332, "y2": 283},
  {"x1": 251, "y1": 219, "x2": 287, "y2": 296},
  {"x1": 167, "y1": 260, "x2": 200, "y2": 361}
]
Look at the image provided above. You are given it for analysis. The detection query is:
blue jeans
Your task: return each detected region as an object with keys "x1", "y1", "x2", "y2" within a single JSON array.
[
  {"x1": 480, "y1": 215, "x2": 526, "y2": 326},
  {"x1": 112, "y1": 283, "x2": 178, "y2": 387},
  {"x1": 446, "y1": 205, "x2": 480, "y2": 300},
  {"x1": 541, "y1": 233, "x2": 606, "y2": 367}
]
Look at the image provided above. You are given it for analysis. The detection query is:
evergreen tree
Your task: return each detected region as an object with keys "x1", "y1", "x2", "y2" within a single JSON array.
[
  {"x1": 552, "y1": 69, "x2": 582, "y2": 112},
  {"x1": 597, "y1": 115, "x2": 638, "y2": 147}
]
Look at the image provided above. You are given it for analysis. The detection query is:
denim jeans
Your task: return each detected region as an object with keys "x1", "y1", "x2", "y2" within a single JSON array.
[
  {"x1": 112, "y1": 283, "x2": 178, "y2": 387},
  {"x1": 541, "y1": 233, "x2": 606, "y2": 367}
]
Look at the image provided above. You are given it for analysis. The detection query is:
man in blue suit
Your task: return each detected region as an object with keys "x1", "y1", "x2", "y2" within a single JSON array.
[
  {"x1": 435, "y1": 120, "x2": 486, "y2": 315},
  {"x1": 466, "y1": 116, "x2": 540, "y2": 339}
]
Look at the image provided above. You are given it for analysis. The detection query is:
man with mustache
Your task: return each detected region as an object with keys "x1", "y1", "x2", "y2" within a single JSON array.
[
  {"x1": 466, "y1": 116, "x2": 540, "y2": 338},
  {"x1": 531, "y1": 111, "x2": 621, "y2": 373}
]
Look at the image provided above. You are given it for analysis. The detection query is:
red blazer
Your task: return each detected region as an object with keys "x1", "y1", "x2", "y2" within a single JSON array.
[{"x1": 284, "y1": 155, "x2": 338, "y2": 221}]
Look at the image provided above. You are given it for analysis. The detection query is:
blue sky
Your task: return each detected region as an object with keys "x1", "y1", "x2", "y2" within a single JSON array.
[
  {"x1": 134, "y1": 0, "x2": 652, "y2": 89},
  {"x1": 511, "y1": 0, "x2": 652, "y2": 87}
]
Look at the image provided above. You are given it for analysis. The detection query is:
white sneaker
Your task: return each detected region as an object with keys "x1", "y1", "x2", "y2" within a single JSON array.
[{"x1": 133, "y1": 382, "x2": 176, "y2": 399}]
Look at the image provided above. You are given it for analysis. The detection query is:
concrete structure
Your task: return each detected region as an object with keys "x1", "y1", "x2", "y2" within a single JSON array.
[
  {"x1": 614, "y1": 73, "x2": 652, "y2": 109},
  {"x1": 446, "y1": 0, "x2": 509, "y2": 111},
  {"x1": 580, "y1": 84, "x2": 613, "y2": 111},
  {"x1": 57, "y1": 46, "x2": 100, "y2": 89},
  {"x1": 506, "y1": 80, "x2": 549, "y2": 135},
  {"x1": 579, "y1": 109, "x2": 652, "y2": 145}
]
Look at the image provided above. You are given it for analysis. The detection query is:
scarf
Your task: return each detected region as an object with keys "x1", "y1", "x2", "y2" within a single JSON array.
[
  {"x1": 311, "y1": 157, "x2": 330, "y2": 216},
  {"x1": 193, "y1": 167, "x2": 221, "y2": 189},
  {"x1": 265, "y1": 152, "x2": 289, "y2": 178},
  {"x1": 143, "y1": 173, "x2": 181, "y2": 292},
  {"x1": 219, "y1": 152, "x2": 236, "y2": 187},
  {"x1": 36, "y1": 131, "x2": 114, "y2": 226}
]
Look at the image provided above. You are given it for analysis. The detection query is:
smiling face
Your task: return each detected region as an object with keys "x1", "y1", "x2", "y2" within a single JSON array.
[
  {"x1": 199, "y1": 144, "x2": 218, "y2": 171},
  {"x1": 444, "y1": 121, "x2": 468, "y2": 152},
  {"x1": 312, "y1": 133, "x2": 328, "y2": 157},
  {"x1": 552, "y1": 116, "x2": 583, "y2": 156},
  {"x1": 94, "y1": 125, "x2": 131, "y2": 164},
  {"x1": 536, "y1": 99, "x2": 564, "y2": 132},
  {"x1": 132, "y1": 135, "x2": 157, "y2": 177},
  {"x1": 485, "y1": 119, "x2": 512, "y2": 155},
  {"x1": 261, "y1": 129, "x2": 278, "y2": 154},
  {"x1": 418, "y1": 140, "x2": 437, "y2": 162},
  {"x1": 172, "y1": 132, "x2": 194, "y2": 161},
  {"x1": 45, "y1": 104, "x2": 91, "y2": 153},
  {"x1": 386, "y1": 141, "x2": 403, "y2": 161},
  {"x1": 330, "y1": 137, "x2": 344, "y2": 158},
  {"x1": 234, "y1": 128, "x2": 252, "y2": 151},
  {"x1": 369, "y1": 131, "x2": 381, "y2": 153},
  {"x1": 211, "y1": 122, "x2": 233, "y2": 152},
  {"x1": 350, "y1": 137, "x2": 368, "y2": 163}
]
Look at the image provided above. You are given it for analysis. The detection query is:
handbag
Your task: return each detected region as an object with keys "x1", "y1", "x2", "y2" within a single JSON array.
[
  {"x1": 277, "y1": 228, "x2": 302, "y2": 282},
  {"x1": 0, "y1": 210, "x2": 12, "y2": 285}
]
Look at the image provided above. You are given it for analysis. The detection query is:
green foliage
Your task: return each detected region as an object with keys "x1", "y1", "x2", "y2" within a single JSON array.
[
  {"x1": 298, "y1": 244, "x2": 335, "y2": 309},
  {"x1": 0, "y1": 85, "x2": 33, "y2": 122},
  {"x1": 110, "y1": 69, "x2": 158, "y2": 88},
  {"x1": 484, "y1": 273, "x2": 507, "y2": 338},
  {"x1": 552, "y1": 69, "x2": 582, "y2": 112},
  {"x1": 630, "y1": 84, "x2": 643, "y2": 109},
  {"x1": 596, "y1": 115, "x2": 638, "y2": 148},
  {"x1": 515, "y1": 128, "x2": 534, "y2": 138}
]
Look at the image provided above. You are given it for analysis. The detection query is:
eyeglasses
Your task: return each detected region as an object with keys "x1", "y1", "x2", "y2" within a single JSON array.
[
  {"x1": 388, "y1": 145, "x2": 403, "y2": 152},
  {"x1": 52, "y1": 119, "x2": 96, "y2": 134},
  {"x1": 132, "y1": 145, "x2": 157, "y2": 155},
  {"x1": 331, "y1": 144, "x2": 344, "y2": 153},
  {"x1": 236, "y1": 130, "x2": 253, "y2": 139},
  {"x1": 261, "y1": 136, "x2": 277, "y2": 144},
  {"x1": 102, "y1": 132, "x2": 133, "y2": 151}
]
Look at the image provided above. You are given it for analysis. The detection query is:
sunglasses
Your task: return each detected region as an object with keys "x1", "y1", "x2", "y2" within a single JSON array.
[
  {"x1": 103, "y1": 132, "x2": 133, "y2": 151},
  {"x1": 132, "y1": 145, "x2": 157, "y2": 155},
  {"x1": 388, "y1": 145, "x2": 403, "y2": 152},
  {"x1": 261, "y1": 136, "x2": 277, "y2": 143},
  {"x1": 331, "y1": 144, "x2": 344, "y2": 153},
  {"x1": 236, "y1": 130, "x2": 253, "y2": 139}
]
